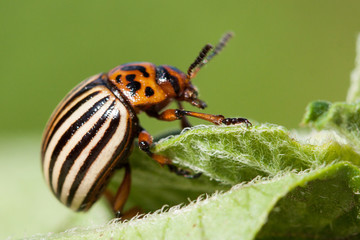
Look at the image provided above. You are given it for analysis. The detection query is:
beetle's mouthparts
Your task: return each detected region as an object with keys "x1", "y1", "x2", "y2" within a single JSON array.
[{"x1": 191, "y1": 99, "x2": 207, "y2": 109}]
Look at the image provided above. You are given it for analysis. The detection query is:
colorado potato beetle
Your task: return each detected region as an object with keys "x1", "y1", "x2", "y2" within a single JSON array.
[{"x1": 41, "y1": 32, "x2": 250, "y2": 216}]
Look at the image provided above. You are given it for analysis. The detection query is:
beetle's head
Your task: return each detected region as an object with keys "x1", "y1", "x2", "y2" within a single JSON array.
[
  {"x1": 155, "y1": 64, "x2": 207, "y2": 109},
  {"x1": 181, "y1": 82, "x2": 207, "y2": 109}
]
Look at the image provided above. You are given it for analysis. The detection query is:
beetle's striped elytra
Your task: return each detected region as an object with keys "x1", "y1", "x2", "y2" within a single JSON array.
[
  {"x1": 41, "y1": 32, "x2": 251, "y2": 216},
  {"x1": 42, "y1": 74, "x2": 138, "y2": 211}
]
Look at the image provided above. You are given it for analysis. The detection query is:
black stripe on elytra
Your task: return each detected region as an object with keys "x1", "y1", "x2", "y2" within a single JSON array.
[
  {"x1": 42, "y1": 76, "x2": 105, "y2": 155},
  {"x1": 66, "y1": 105, "x2": 120, "y2": 207},
  {"x1": 121, "y1": 65, "x2": 149, "y2": 77},
  {"x1": 155, "y1": 66, "x2": 180, "y2": 94},
  {"x1": 78, "y1": 116, "x2": 131, "y2": 211},
  {"x1": 48, "y1": 96, "x2": 110, "y2": 193},
  {"x1": 56, "y1": 101, "x2": 116, "y2": 198},
  {"x1": 44, "y1": 91, "x2": 100, "y2": 154}
]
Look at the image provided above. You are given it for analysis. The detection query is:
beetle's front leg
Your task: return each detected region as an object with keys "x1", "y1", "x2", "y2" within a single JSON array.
[
  {"x1": 147, "y1": 109, "x2": 251, "y2": 126},
  {"x1": 137, "y1": 127, "x2": 201, "y2": 179}
]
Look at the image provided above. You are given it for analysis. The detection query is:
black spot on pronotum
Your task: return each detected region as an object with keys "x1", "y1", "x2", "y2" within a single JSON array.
[
  {"x1": 126, "y1": 81, "x2": 141, "y2": 96},
  {"x1": 115, "y1": 75, "x2": 122, "y2": 83},
  {"x1": 121, "y1": 65, "x2": 150, "y2": 77},
  {"x1": 125, "y1": 74, "x2": 141, "y2": 96},
  {"x1": 126, "y1": 74, "x2": 136, "y2": 82},
  {"x1": 145, "y1": 87, "x2": 154, "y2": 97}
]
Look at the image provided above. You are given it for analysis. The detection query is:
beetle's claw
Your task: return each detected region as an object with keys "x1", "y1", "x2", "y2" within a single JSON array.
[
  {"x1": 222, "y1": 117, "x2": 252, "y2": 127},
  {"x1": 115, "y1": 211, "x2": 122, "y2": 219}
]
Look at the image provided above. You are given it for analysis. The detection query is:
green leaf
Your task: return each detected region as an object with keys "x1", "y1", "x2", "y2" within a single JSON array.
[
  {"x1": 37, "y1": 162, "x2": 360, "y2": 240},
  {"x1": 302, "y1": 101, "x2": 360, "y2": 148},
  {"x1": 153, "y1": 124, "x2": 360, "y2": 183},
  {"x1": 115, "y1": 124, "x2": 360, "y2": 213},
  {"x1": 15, "y1": 122, "x2": 358, "y2": 239},
  {"x1": 110, "y1": 144, "x2": 229, "y2": 213}
]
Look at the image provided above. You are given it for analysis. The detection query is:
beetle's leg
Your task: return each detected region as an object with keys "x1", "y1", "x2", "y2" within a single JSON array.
[
  {"x1": 103, "y1": 164, "x2": 135, "y2": 218},
  {"x1": 138, "y1": 129, "x2": 170, "y2": 165},
  {"x1": 148, "y1": 109, "x2": 251, "y2": 126},
  {"x1": 112, "y1": 164, "x2": 132, "y2": 216},
  {"x1": 177, "y1": 102, "x2": 192, "y2": 129},
  {"x1": 138, "y1": 127, "x2": 201, "y2": 178},
  {"x1": 119, "y1": 206, "x2": 143, "y2": 220}
]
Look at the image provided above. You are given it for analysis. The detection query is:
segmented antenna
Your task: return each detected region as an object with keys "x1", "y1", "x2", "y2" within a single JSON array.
[
  {"x1": 187, "y1": 32, "x2": 234, "y2": 79},
  {"x1": 187, "y1": 44, "x2": 213, "y2": 79}
]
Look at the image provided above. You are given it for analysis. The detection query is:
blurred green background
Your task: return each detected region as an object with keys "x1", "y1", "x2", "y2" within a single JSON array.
[
  {"x1": 1, "y1": 1, "x2": 360, "y2": 135},
  {"x1": 1, "y1": 0, "x2": 360, "y2": 238}
]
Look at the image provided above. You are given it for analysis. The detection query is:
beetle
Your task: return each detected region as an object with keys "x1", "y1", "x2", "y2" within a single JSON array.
[{"x1": 41, "y1": 32, "x2": 250, "y2": 216}]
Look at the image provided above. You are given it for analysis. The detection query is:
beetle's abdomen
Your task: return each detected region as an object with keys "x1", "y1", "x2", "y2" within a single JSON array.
[{"x1": 41, "y1": 74, "x2": 137, "y2": 211}]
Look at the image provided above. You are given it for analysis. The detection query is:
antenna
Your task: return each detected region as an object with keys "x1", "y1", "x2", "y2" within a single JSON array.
[
  {"x1": 187, "y1": 32, "x2": 234, "y2": 79},
  {"x1": 187, "y1": 44, "x2": 213, "y2": 79}
]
